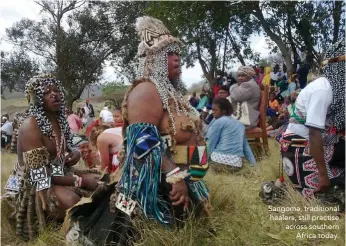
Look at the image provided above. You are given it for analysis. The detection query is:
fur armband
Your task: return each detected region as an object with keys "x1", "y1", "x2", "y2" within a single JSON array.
[
  {"x1": 23, "y1": 147, "x2": 51, "y2": 191},
  {"x1": 23, "y1": 147, "x2": 50, "y2": 169}
]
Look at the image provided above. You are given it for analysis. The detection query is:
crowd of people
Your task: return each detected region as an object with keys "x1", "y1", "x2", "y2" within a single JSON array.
[
  {"x1": 1, "y1": 15, "x2": 344, "y2": 245},
  {"x1": 187, "y1": 40, "x2": 345, "y2": 203}
]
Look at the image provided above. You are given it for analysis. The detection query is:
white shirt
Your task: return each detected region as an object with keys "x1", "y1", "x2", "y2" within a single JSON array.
[
  {"x1": 270, "y1": 72, "x2": 278, "y2": 81},
  {"x1": 83, "y1": 105, "x2": 90, "y2": 116},
  {"x1": 286, "y1": 77, "x2": 333, "y2": 139},
  {"x1": 1, "y1": 121, "x2": 13, "y2": 136},
  {"x1": 99, "y1": 108, "x2": 113, "y2": 123}
]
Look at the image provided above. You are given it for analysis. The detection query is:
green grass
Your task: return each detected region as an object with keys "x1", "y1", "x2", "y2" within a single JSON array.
[{"x1": 1, "y1": 141, "x2": 344, "y2": 246}]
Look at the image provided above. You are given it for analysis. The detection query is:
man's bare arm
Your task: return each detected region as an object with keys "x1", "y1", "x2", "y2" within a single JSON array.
[
  {"x1": 19, "y1": 117, "x2": 75, "y2": 186},
  {"x1": 127, "y1": 82, "x2": 175, "y2": 173},
  {"x1": 127, "y1": 82, "x2": 188, "y2": 207}
]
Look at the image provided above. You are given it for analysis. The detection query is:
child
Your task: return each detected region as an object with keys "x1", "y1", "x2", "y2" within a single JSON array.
[{"x1": 267, "y1": 92, "x2": 279, "y2": 117}]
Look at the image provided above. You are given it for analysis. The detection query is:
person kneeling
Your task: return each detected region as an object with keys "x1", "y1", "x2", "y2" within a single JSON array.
[{"x1": 3, "y1": 75, "x2": 100, "y2": 242}]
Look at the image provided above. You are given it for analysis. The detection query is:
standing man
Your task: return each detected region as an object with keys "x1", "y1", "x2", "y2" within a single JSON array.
[{"x1": 84, "y1": 99, "x2": 95, "y2": 126}]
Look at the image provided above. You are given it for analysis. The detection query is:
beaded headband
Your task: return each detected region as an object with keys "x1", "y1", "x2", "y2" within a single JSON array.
[{"x1": 25, "y1": 74, "x2": 63, "y2": 105}]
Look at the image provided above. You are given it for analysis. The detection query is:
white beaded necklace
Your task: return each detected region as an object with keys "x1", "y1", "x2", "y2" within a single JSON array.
[{"x1": 137, "y1": 43, "x2": 191, "y2": 135}]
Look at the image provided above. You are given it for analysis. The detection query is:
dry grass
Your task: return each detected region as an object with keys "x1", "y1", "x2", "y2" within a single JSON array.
[{"x1": 1, "y1": 140, "x2": 345, "y2": 246}]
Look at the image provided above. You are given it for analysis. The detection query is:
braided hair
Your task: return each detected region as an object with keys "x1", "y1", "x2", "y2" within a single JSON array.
[{"x1": 24, "y1": 74, "x2": 74, "y2": 150}]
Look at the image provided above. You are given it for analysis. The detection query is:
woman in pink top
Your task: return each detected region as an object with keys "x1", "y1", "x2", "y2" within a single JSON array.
[
  {"x1": 66, "y1": 108, "x2": 82, "y2": 133},
  {"x1": 256, "y1": 66, "x2": 265, "y2": 85},
  {"x1": 89, "y1": 122, "x2": 123, "y2": 173}
]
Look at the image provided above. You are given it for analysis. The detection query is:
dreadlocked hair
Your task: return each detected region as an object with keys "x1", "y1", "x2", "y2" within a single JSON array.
[{"x1": 24, "y1": 74, "x2": 74, "y2": 150}]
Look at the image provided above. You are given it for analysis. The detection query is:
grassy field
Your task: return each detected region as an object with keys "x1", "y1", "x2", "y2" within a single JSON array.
[
  {"x1": 1, "y1": 140, "x2": 344, "y2": 246},
  {"x1": 1, "y1": 98, "x2": 344, "y2": 246}
]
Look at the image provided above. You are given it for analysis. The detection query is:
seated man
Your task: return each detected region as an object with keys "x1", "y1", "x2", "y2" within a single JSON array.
[
  {"x1": 3, "y1": 75, "x2": 100, "y2": 242},
  {"x1": 1, "y1": 116, "x2": 13, "y2": 148},
  {"x1": 64, "y1": 16, "x2": 211, "y2": 245},
  {"x1": 281, "y1": 41, "x2": 345, "y2": 199}
]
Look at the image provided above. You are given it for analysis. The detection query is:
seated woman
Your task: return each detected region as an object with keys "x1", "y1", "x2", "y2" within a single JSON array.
[
  {"x1": 218, "y1": 85, "x2": 230, "y2": 99},
  {"x1": 196, "y1": 93, "x2": 209, "y2": 112},
  {"x1": 3, "y1": 75, "x2": 101, "y2": 242},
  {"x1": 229, "y1": 66, "x2": 261, "y2": 129},
  {"x1": 206, "y1": 98, "x2": 256, "y2": 173},
  {"x1": 202, "y1": 85, "x2": 230, "y2": 129},
  {"x1": 90, "y1": 121, "x2": 123, "y2": 173},
  {"x1": 66, "y1": 108, "x2": 83, "y2": 134},
  {"x1": 281, "y1": 41, "x2": 345, "y2": 200},
  {"x1": 113, "y1": 108, "x2": 124, "y2": 127},
  {"x1": 280, "y1": 73, "x2": 297, "y2": 98}
]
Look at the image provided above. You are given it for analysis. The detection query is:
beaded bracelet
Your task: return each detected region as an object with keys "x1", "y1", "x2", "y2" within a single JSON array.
[
  {"x1": 166, "y1": 167, "x2": 180, "y2": 177},
  {"x1": 166, "y1": 170, "x2": 190, "y2": 184}
]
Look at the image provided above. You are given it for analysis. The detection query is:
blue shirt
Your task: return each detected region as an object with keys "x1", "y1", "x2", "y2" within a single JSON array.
[{"x1": 205, "y1": 116, "x2": 256, "y2": 165}]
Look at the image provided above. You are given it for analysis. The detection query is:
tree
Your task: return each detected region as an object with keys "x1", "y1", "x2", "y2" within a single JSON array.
[
  {"x1": 240, "y1": 1, "x2": 345, "y2": 73},
  {"x1": 5, "y1": 0, "x2": 141, "y2": 108},
  {"x1": 101, "y1": 81, "x2": 128, "y2": 109},
  {"x1": 265, "y1": 53, "x2": 285, "y2": 67},
  {"x1": 1, "y1": 50, "x2": 40, "y2": 97},
  {"x1": 145, "y1": 1, "x2": 259, "y2": 85}
]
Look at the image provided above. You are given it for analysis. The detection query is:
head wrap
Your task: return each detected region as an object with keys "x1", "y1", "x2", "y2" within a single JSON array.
[
  {"x1": 322, "y1": 40, "x2": 345, "y2": 131},
  {"x1": 135, "y1": 16, "x2": 188, "y2": 135},
  {"x1": 2, "y1": 116, "x2": 8, "y2": 121},
  {"x1": 24, "y1": 74, "x2": 73, "y2": 150},
  {"x1": 237, "y1": 66, "x2": 256, "y2": 79}
]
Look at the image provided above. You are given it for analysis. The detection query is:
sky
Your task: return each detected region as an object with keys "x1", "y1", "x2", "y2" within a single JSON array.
[{"x1": 0, "y1": 0, "x2": 271, "y2": 88}]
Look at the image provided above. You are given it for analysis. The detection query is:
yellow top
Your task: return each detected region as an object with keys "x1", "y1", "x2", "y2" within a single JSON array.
[{"x1": 261, "y1": 67, "x2": 272, "y2": 86}]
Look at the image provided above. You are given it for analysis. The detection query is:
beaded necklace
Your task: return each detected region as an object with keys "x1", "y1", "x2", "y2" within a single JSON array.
[{"x1": 52, "y1": 129, "x2": 65, "y2": 161}]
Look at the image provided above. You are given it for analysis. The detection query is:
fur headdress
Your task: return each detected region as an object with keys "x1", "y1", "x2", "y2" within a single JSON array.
[
  {"x1": 133, "y1": 16, "x2": 189, "y2": 135},
  {"x1": 136, "y1": 16, "x2": 182, "y2": 58}
]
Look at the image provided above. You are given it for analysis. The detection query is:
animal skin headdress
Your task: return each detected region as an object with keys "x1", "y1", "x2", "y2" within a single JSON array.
[
  {"x1": 136, "y1": 16, "x2": 183, "y2": 59},
  {"x1": 135, "y1": 16, "x2": 189, "y2": 135},
  {"x1": 24, "y1": 74, "x2": 73, "y2": 150}
]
